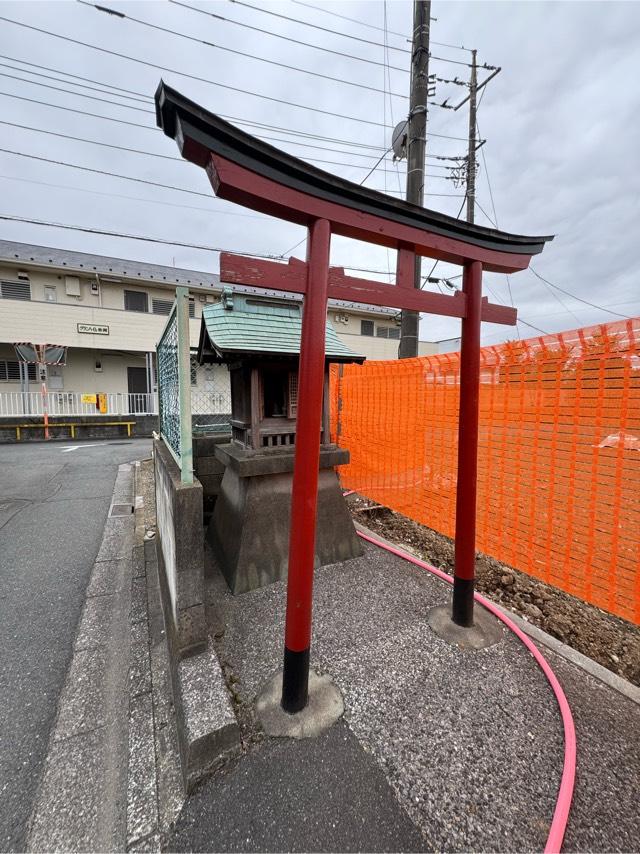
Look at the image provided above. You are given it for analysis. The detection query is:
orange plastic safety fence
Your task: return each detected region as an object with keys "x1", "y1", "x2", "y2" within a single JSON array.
[{"x1": 332, "y1": 317, "x2": 640, "y2": 625}]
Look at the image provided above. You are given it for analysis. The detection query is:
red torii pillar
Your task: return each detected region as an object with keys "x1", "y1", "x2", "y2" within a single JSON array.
[{"x1": 154, "y1": 80, "x2": 552, "y2": 713}]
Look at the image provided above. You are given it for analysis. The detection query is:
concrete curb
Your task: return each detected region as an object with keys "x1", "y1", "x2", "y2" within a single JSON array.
[
  {"x1": 27, "y1": 463, "x2": 136, "y2": 853},
  {"x1": 354, "y1": 520, "x2": 640, "y2": 706}
]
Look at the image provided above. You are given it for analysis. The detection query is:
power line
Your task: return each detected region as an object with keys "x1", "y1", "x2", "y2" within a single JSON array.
[
  {"x1": 0, "y1": 173, "x2": 268, "y2": 219},
  {"x1": 0, "y1": 213, "x2": 405, "y2": 277},
  {"x1": 0, "y1": 89, "x2": 393, "y2": 154},
  {"x1": 292, "y1": 0, "x2": 473, "y2": 56},
  {"x1": 292, "y1": 0, "x2": 412, "y2": 42},
  {"x1": 0, "y1": 119, "x2": 421, "y2": 167},
  {"x1": 0, "y1": 53, "x2": 148, "y2": 100},
  {"x1": 517, "y1": 318, "x2": 550, "y2": 336},
  {"x1": 232, "y1": 0, "x2": 411, "y2": 54},
  {"x1": 79, "y1": 1, "x2": 409, "y2": 99},
  {"x1": 0, "y1": 15, "x2": 473, "y2": 142},
  {"x1": 0, "y1": 214, "x2": 282, "y2": 255},
  {"x1": 0, "y1": 145, "x2": 417, "y2": 196},
  {"x1": 0, "y1": 147, "x2": 213, "y2": 197},
  {"x1": 0, "y1": 70, "x2": 470, "y2": 146},
  {"x1": 474, "y1": 198, "x2": 497, "y2": 228},
  {"x1": 0, "y1": 133, "x2": 422, "y2": 180},
  {"x1": 0, "y1": 15, "x2": 392, "y2": 130},
  {"x1": 474, "y1": 112, "x2": 517, "y2": 328},
  {"x1": 170, "y1": 0, "x2": 410, "y2": 73},
  {"x1": 529, "y1": 267, "x2": 631, "y2": 320},
  {"x1": 0, "y1": 89, "x2": 158, "y2": 131},
  {"x1": 0, "y1": 69, "x2": 152, "y2": 113},
  {"x1": 0, "y1": 58, "x2": 148, "y2": 103},
  {"x1": 359, "y1": 147, "x2": 394, "y2": 185}
]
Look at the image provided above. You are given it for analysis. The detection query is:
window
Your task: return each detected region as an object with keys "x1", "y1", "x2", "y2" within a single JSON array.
[
  {"x1": 152, "y1": 298, "x2": 173, "y2": 316},
  {"x1": 0, "y1": 361, "x2": 36, "y2": 382},
  {"x1": 124, "y1": 290, "x2": 148, "y2": 312},
  {"x1": 388, "y1": 327, "x2": 400, "y2": 340},
  {"x1": 288, "y1": 372, "x2": 298, "y2": 419},
  {"x1": 189, "y1": 298, "x2": 195, "y2": 319},
  {"x1": 44, "y1": 286, "x2": 57, "y2": 303},
  {"x1": 360, "y1": 319, "x2": 374, "y2": 336},
  {"x1": 190, "y1": 355, "x2": 198, "y2": 386},
  {"x1": 1, "y1": 280, "x2": 31, "y2": 301}
]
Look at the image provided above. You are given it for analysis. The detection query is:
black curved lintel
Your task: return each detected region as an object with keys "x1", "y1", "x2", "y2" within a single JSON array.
[{"x1": 155, "y1": 81, "x2": 553, "y2": 259}]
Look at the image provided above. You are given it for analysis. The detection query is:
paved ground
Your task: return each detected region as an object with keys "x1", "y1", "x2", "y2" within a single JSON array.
[
  {"x1": 0, "y1": 439, "x2": 150, "y2": 852},
  {"x1": 167, "y1": 539, "x2": 640, "y2": 853},
  {"x1": 171, "y1": 720, "x2": 427, "y2": 853}
]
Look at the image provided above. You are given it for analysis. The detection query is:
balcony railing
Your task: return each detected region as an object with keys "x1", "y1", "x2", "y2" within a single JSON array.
[{"x1": 0, "y1": 390, "x2": 230, "y2": 418}]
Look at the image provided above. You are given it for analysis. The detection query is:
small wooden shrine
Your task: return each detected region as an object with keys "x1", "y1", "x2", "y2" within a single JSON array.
[{"x1": 197, "y1": 288, "x2": 365, "y2": 594}]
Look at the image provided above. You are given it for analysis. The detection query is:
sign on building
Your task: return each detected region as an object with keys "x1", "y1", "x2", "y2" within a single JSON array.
[{"x1": 78, "y1": 323, "x2": 109, "y2": 335}]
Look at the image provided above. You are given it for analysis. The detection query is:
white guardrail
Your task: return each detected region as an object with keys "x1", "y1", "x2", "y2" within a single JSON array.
[{"x1": 0, "y1": 391, "x2": 230, "y2": 418}]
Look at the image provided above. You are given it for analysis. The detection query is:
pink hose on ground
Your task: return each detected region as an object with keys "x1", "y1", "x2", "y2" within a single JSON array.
[{"x1": 356, "y1": 528, "x2": 577, "y2": 854}]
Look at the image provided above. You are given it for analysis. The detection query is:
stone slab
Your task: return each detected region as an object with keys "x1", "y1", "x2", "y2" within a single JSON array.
[
  {"x1": 214, "y1": 441, "x2": 349, "y2": 477},
  {"x1": 87, "y1": 558, "x2": 131, "y2": 597},
  {"x1": 29, "y1": 725, "x2": 121, "y2": 853},
  {"x1": 74, "y1": 593, "x2": 119, "y2": 651},
  {"x1": 127, "y1": 692, "x2": 159, "y2": 849},
  {"x1": 54, "y1": 646, "x2": 111, "y2": 740},
  {"x1": 177, "y1": 643, "x2": 241, "y2": 787}
]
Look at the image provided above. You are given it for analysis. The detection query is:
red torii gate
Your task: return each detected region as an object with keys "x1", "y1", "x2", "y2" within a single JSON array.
[{"x1": 155, "y1": 82, "x2": 553, "y2": 713}]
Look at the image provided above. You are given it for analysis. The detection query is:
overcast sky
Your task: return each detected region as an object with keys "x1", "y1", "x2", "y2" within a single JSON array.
[{"x1": 1, "y1": 0, "x2": 639, "y2": 344}]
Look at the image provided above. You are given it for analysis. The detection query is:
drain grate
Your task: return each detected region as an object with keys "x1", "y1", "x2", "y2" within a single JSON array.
[{"x1": 110, "y1": 503, "x2": 134, "y2": 517}]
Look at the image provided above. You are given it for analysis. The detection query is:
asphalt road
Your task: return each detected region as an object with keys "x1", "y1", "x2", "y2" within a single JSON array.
[{"x1": 0, "y1": 439, "x2": 151, "y2": 853}]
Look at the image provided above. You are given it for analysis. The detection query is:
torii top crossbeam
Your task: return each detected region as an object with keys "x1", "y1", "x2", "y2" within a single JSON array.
[{"x1": 155, "y1": 80, "x2": 553, "y2": 713}]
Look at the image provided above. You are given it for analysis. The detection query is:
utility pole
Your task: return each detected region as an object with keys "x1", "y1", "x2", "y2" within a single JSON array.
[
  {"x1": 466, "y1": 49, "x2": 478, "y2": 224},
  {"x1": 398, "y1": 0, "x2": 431, "y2": 359}
]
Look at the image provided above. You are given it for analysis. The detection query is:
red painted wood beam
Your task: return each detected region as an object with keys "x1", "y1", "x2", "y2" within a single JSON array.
[
  {"x1": 452, "y1": 260, "x2": 483, "y2": 627},
  {"x1": 207, "y1": 154, "x2": 532, "y2": 275},
  {"x1": 281, "y1": 218, "x2": 331, "y2": 713},
  {"x1": 220, "y1": 253, "x2": 517, "y2": 325}
]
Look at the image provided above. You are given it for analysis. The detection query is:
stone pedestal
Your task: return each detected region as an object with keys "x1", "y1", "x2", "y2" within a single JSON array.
[{"x1": 207, "y1": 443, "x2": 363, "y2": 594}]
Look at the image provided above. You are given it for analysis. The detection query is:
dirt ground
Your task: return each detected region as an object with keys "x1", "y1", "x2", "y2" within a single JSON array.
[{"x1": 347, "y1": 494, "x2": 640, "y2": 687}]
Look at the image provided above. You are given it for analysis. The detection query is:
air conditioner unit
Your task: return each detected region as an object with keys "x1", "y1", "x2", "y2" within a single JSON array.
[
  {"x1": 17, "y1": 270, "x2": 30, "y2": 281},
  {"x1": 198, "y1": 295, "x2": 207, "y2": 302}
]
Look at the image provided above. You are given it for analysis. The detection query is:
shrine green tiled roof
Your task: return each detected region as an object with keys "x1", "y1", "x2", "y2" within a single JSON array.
[{"x1": 199, "y1": 293, "x2": 365, "y2": 363}]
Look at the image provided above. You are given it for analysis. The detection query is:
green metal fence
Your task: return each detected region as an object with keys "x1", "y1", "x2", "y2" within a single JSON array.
[{"x1": 157, "y1": 286, "x2": 193, "y2": 483}]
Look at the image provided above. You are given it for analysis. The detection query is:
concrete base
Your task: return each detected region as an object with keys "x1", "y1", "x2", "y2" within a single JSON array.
[
  {"x1": 427, "y1": 603, "x2": 503, "y2": 649},
  {"x1": 256, "y1": 669, "x2": 344, "y2": 739},
  {"x1": 207, "y1": 443, "x2": 363, "y2": 595}
]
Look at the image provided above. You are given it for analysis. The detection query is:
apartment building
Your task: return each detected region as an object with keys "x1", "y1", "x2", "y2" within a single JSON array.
[{"x1": 0, "y1": 240, "x2": 440, "y2": 411}]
